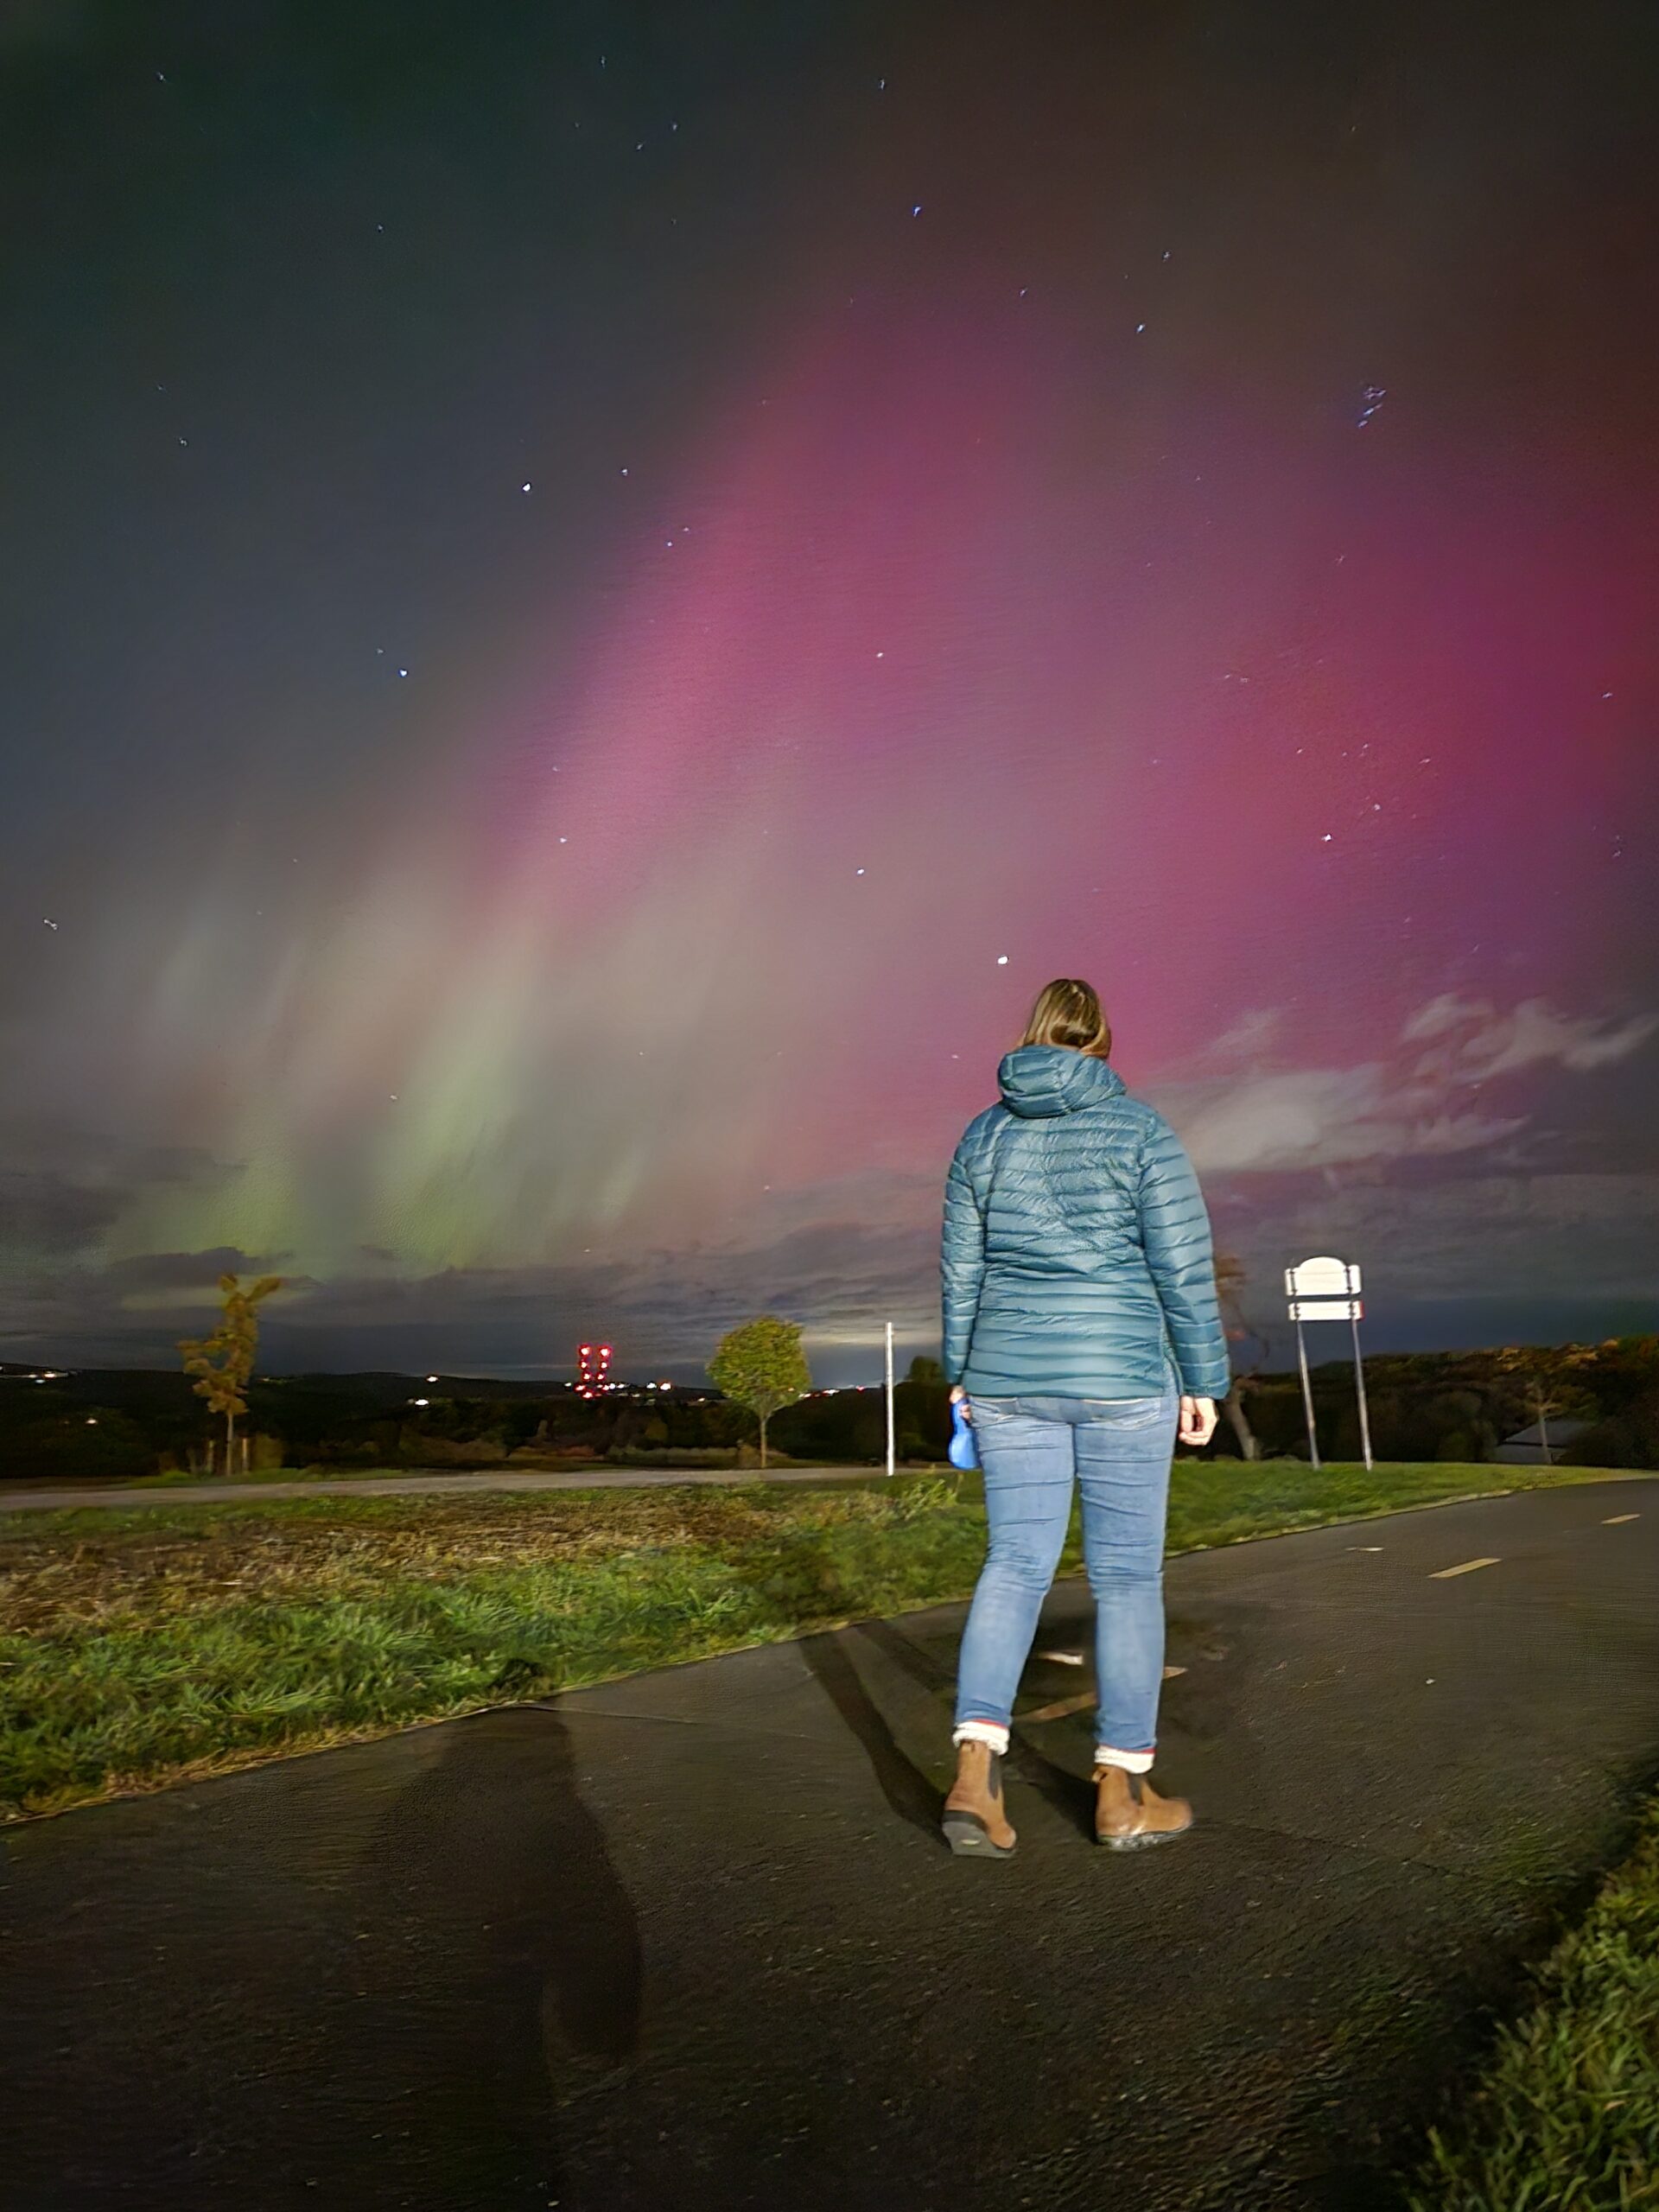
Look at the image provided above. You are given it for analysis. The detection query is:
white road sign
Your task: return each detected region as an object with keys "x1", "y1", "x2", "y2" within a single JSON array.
[
  {"x1": 1286, "y1": 1255, "x2": 1363, "y2": 1323},
  {"x1": 1284, "y1": 1255, "x2": 1373, "y2": 1471}
]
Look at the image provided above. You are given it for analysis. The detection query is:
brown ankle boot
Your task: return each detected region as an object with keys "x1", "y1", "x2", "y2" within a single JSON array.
[
  {"x1": 942, "y1": 1740, "x2": 1017, "y2": 1859},
  {"x1": 1094, "y1": 1764, "x2": 1193, "y2": 1850}
]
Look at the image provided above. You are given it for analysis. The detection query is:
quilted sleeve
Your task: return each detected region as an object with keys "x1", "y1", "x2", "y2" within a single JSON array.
[
  {"x1": 1136, "y1": 1116, "x2": 1231, "y2": 1399},
  {"x1": 940, "y1": 1130, "x2": 988, "y2": 1386}
]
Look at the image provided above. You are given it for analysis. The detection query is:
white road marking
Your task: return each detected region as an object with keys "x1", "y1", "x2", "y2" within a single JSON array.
[
  {"x1": 1036, "y1": 1649, "x2": 1084, "y2": 1666},
  {"x1": 1022, "y1": 1662, "x2": 1187, "y2": 1726},
  {"x1": 1603, "y1": 1513, "x2": 1640, "y2": 1525},
  {"x1": 1429, "y1": 1556, "x2": 1501, "y2": 1580},
  {"x1": 1022, "y1": 1691, "x2": 1095, "y2": 1723}
]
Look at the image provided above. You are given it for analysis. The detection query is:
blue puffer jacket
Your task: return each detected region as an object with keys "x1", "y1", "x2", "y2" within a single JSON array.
[{"x1": 941, "y1": 1045, "x2": 1230, "y2": 1401}]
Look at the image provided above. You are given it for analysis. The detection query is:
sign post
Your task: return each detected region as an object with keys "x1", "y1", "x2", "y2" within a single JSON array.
[
  {"x1": 1285, "y1": 1256, "x2": 1372, "y2": 1471},
  {"x1": 884, "y1": 1322, "x2": 896, "y2": 1479},
  {"x1": 1350, "y1": 1305, "x2": 1374, "y2": 1470}
]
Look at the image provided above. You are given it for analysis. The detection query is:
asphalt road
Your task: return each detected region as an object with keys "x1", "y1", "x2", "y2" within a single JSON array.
[{"x1": 3, "y1": 1477, "x2": 1656, "y2": 2211}]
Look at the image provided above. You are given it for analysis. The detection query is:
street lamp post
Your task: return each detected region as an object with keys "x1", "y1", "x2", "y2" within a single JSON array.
[{"x1": 885, "y1": 1322, "x2": 895, "y2": 1479}]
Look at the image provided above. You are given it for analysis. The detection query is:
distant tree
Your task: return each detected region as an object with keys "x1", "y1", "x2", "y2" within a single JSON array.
[
  {"x1": 906, "y1": 1354, "x2": 945, "y2": 1385},
  {"x1": 1529, "y1": 1377, "x2": 1569, "y2": 1464},
  {"x1": 178, "y1": 1274, "x2": 283, "y2": 1475},
  {"x1": 707, "y1": 1316, "x2": 811, "y2": 1470},
  {"x1": 1215, "y1": 1252, "x2": 1269, "y2": 1461}
]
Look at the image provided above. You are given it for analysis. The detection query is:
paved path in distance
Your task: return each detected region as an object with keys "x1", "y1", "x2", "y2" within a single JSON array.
[
  {"x1": 3, "y1": 1477, "x2": 1656, "y2": 2210},
  {"x1": 0, "y1": 1465, "x2": 870, "y2": 1512}
]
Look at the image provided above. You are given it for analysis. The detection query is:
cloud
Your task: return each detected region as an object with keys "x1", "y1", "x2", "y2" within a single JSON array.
[
  {"x1": 2, "y1": 999, "x2": 1652, "y2": 1376},
  {"x1": 0, "y1": 1169, "x2": 130, "y2": 1251},
  {"x1": 1161, "y1": 994, "x2": 1654, "y2": 1177},
  {"x1": 1402, "y1": 995, "x2": 1659, "y2": 1077},
  {"x1": 102, "y1": 1247, "x2": 287, "y2": 1292},
  {"x1": 0, "y1": 1122, "x2": 226, "y2": 1258},
  {"x1": 1206, "y1": 1008, "x2": 1283, "y2": 1065},
  {"x1": 0, "y1": 1204, "x2": 938, "y2": 1379},
  {"x1": 1162, "y1": 1066, "x2": 1526, "y2": 1175},
  {"x1": 1219, "y1": 1171, "x2": 1659, "y2": 1313}
]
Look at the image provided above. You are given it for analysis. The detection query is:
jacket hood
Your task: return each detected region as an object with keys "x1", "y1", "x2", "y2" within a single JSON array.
[{"x1": 996, "y1": 1044, "x2": 1125, "y2": 1118}]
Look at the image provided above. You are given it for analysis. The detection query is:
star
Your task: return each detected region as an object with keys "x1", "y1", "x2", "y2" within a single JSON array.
[
  {"x1": 996, "y1": 954, "x2": 1008, "y2": 964},
  {"x1": 43, "y1": 918, "x2": 58, "y2": 930},
  {"x1": 911, "y1": 204, "x2": 923, "y2": 217},
  {"x1": 521, "y1": 480, "x2": 531, "y2": 493}
]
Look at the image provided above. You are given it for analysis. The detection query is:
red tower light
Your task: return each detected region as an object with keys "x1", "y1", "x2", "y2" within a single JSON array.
[{"x1": 576, "y1": 1339, "x2": 614, "y2": 1397}]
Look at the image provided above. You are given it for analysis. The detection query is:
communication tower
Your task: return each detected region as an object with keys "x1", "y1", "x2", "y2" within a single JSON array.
[{"x1": 576, "y1": 1342, "x2": 613, "y2": 1398}]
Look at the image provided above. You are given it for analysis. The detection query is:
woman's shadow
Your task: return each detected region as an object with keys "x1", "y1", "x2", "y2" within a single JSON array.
[
  {"x1": 801, "y1": 1618, "x2": 1095, "y2": 1844},
  {"x1": 331, "y1": 1703, "x2": 642, "y2": 2210}
]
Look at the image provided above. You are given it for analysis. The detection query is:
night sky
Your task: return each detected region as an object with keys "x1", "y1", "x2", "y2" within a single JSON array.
[{"x1": 3, "y1": 1, "x2": 1655, "y2": 1382}]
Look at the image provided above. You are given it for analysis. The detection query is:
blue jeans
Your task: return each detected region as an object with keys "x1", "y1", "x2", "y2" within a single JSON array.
[{"x1": 954, "y1": 1389, "x2": 1179, "y2": 1759}]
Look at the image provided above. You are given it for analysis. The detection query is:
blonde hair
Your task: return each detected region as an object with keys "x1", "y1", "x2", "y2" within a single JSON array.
[{"x1": 1018, "y1": 977, "x2": 1112, "y2": 1058}]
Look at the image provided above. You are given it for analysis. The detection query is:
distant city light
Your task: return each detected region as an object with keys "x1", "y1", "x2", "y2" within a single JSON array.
[
  {"x1": 410, "y1": 1397, "x2": 429, "y2": 1408},
  {"x1": 426, "y1": 1374, "x2": 439, "y2": 1383}
]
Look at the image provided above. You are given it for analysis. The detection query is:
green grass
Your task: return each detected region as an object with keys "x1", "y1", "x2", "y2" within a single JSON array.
[
  {"x1": 1404, "y1": 1791, "x2": 1659, "y2": 2211},
  {"x1": 0, "y1": 1458, "x2": 1634, "y2": 1824},
  {"x1": 116, "y1": 1455, "x2": 853, "y2": 1490}
]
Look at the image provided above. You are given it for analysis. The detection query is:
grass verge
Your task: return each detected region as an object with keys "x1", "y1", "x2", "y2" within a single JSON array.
[
  {"x1": 1403, "y1": 1790, "x2": 1659, "y2": 2211},
  {"x1": 0, "y1": 1458, "x2": 1631, "y2": 1823}
]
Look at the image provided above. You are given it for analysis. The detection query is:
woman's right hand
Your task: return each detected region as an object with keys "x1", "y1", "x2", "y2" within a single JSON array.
[
  {"x1": 1179, "y1": 1395, "x2": 1217, "y2": 1448},
  {"x1": 950, "y1": 1383, "x2": 969, "y2": 1420}
]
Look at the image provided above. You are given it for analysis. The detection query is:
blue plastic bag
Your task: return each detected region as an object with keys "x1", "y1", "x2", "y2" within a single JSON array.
[{"x1": 948, "y1": 1398, "x2": 979, "y2": 1471}]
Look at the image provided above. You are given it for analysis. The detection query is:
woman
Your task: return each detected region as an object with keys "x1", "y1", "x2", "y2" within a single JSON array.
[{"x1": 939, "y1": 978, "x2": 1226, "y2": 1859}]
